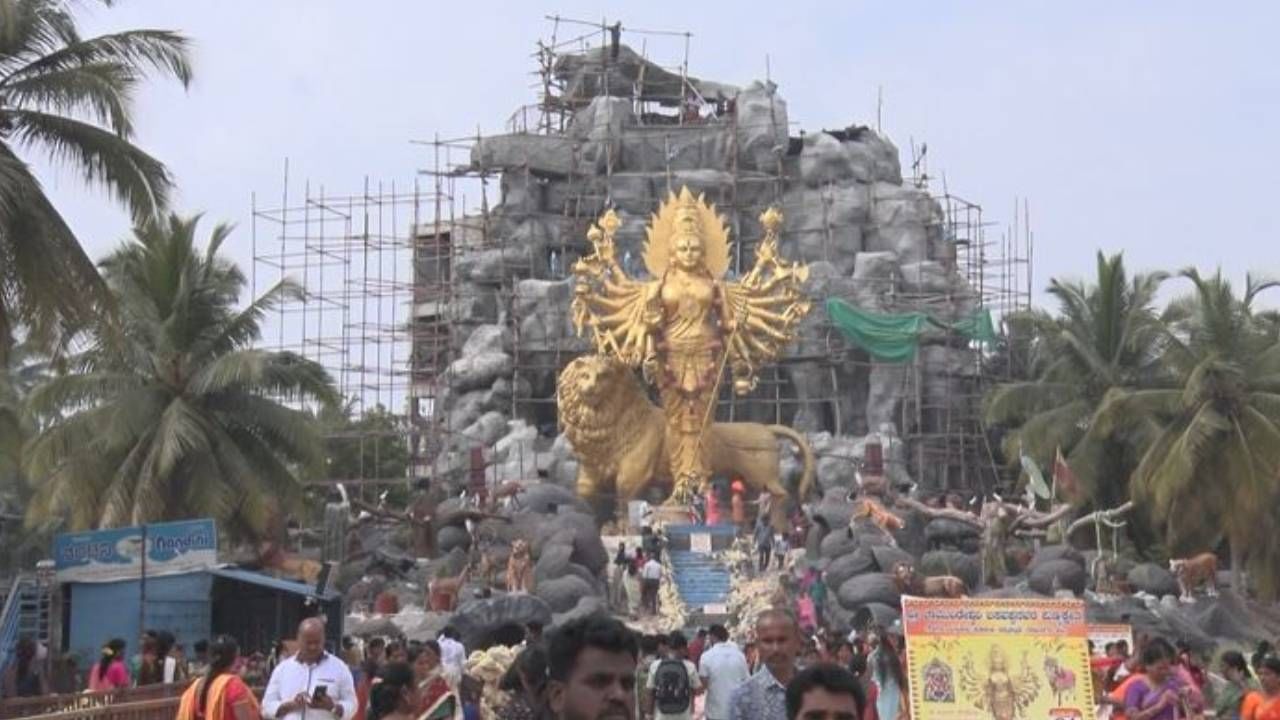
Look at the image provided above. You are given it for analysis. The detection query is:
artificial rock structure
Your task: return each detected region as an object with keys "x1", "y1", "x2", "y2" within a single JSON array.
[{"x1": 412, "y1": 41, "x2": 1005, "y2": 498}]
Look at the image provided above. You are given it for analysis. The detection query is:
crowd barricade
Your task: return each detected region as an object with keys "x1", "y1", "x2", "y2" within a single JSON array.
[
  {"x1": 0, "y1": 683, "x2": 263, "y2": 720},
  {"x1": 15, "y1": 697, "x2": 180, "y2": 720},
  {"x1": 0, "y1": 685, "x2": 183, "y2": 720}
]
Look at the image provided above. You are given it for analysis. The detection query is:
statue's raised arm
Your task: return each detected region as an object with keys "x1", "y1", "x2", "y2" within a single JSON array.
[
  {"x1": 570, "y1": 209, "x2": 656, "y2": 367},
  {"x1": 722, "y1": 206, "x2": 812, "y2": 394}
]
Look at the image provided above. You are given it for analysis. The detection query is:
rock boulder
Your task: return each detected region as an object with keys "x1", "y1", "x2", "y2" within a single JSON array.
[{"x1": 837, "y1": 573, "x2": 901, "y2": 610}]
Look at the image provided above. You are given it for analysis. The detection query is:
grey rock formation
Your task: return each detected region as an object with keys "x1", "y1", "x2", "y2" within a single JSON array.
[
  {"x1": 820, "y1": 528, "x2": 863, "y2": 559},
  {"x1": 552, "y1": 596, "x2": 611, "y2": 629},
  {"x1": 1029, "y1": 559, "x2": 1087, "y2": 596},
  {"x1": 924, "y1": 518, "x2": 981, "y2": 551},
  {"x1": 436, "y1": 525, "x2": 472, "y2": 555},
  {"x1": 1031, "y1": 545, "x2": 1085, "y2": 569},
  {"x1": 919, "y1": 550, "x2": 982, "y2": 590},
  {"x1": 534, "y1": 544, "x2": 574, "y2": 584},
  {"x1": 536, "y1": 575, "x2": 597, "y2": 614},
  {"x1": 1128, "y1": 563, "x2": 1180, "y2": 598},
  {"x1": 394, "y1": 612, "x2": 451, "y2": 643},
  {"x1": 451, "y1": 594, "x2": 554, "y2": 650},
  {"x1": 836, "y1": 573, "x2": 901, "y2": 610},
  {"x1": 869, "y1": 545, "x2": 915, "y2": 574},
  {"x1": 824, "y1": 549, "x2": 877, "y2": 589},
  {"x1": 347, "y1": 616, "x2": 403, "y2": 639},
  {"x1": 851, "y1": 603, "x2": 902, "y2": 631}
]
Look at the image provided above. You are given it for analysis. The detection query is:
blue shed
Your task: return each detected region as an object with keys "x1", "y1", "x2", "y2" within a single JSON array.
[{"x1": 63, "y1": 568, "x2": 341, "y2": 671}]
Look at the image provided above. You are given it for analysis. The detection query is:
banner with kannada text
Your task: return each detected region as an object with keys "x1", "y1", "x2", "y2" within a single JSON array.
[
  {"x1": 1086, "y1": 624, "x2": 1133, "y2": 655},
  {"x1": 54, "y1": 519, "x2": 218, "y2": 583},
  {"x1": 902, "y1": 597, "x2": 1096, "y2": 720}
]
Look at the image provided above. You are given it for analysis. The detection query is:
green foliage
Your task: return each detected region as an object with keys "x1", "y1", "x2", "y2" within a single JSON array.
[
  {"x1": 319, "y1": 401, "x2": 411, "y2": 505},
  {"x1": 23, "y1": 215, "x2": 338, "y2": 540},
  {"x1": 1099, "y1": 270, "x2": 1280, "y2": 598},
  {"x1": 993, "y1": 260, "x2": 1280, "y2": 598},
  {"x1": 984, "y1": 251, "x2": 1168, "y2": 507},
  {"x1": 0, "y1": 0, "x2": 192, "y2": 360},
  {"x1": 0, "y1": 340, "x2": 58, "y2": 570}
]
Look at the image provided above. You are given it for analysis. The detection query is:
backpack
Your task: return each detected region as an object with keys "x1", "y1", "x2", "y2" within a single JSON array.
[{"x1": 652, "y1": 658, "x2": 692, "y2": 714}]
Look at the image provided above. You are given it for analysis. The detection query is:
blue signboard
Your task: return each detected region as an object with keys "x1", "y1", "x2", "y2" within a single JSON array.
[{"x1": 54, "y1": 519, "x2": 218, "y2": 583}]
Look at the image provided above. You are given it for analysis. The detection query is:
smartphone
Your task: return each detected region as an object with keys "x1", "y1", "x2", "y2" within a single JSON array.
[{"x1": 312, "y1": 685, "x2": 328, "y2": 703}]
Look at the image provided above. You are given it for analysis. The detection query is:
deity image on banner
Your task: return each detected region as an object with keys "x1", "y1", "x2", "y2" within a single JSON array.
[
  {"x1": 958, "y1": 645, "x2": 1041, "y2": 720},
  {"x1": 570, "y1": 187, "x2": 811, "y2": 502}
]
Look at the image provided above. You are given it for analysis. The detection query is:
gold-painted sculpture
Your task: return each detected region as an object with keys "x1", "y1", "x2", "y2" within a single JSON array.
[
  {"x1": 959, "y1": 646, "x2": 1040, "y2": 720},
  {"x1": 556, "y1": 354, "x2": 813, "y2": 523},
  {"x1": 570, "y1": 187, "x2": 811, "y2": 502}
]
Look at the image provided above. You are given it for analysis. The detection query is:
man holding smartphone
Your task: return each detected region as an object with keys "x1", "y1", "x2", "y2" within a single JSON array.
[{"x1": 262, "y1": 619, "x2": 357, "y2": 720}]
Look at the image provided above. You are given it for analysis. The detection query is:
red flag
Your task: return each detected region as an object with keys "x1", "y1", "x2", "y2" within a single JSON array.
[{"x1": 1053, "y1": 447, "x2": 1079, "y2": 499}]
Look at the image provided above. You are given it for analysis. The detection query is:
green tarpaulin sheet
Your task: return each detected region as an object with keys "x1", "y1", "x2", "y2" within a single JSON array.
[{"x1": 825, "y1": 298, "x2": 996, "y2": 363}]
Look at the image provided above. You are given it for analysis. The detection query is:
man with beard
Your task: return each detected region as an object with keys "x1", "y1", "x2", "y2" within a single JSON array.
[
  {"x1": 548, "y1": 615, "x2": 640, "y2": 720},
  {"x1": 728, "y1": 609, "x2": 802, "y2": 720}
]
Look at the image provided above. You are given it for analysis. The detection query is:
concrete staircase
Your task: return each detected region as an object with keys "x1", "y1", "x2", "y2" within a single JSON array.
[{"x1": 663, "y1": 523, "x2": 737, "y2": 624}]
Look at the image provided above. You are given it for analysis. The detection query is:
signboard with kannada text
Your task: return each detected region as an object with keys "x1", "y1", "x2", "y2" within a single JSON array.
[
  {"x1": 54, "y1": 519, "x2": 218, "y2": 583},
  {"x1": 1086, "y1": 624, "x2": 1133, "y2": 656},
  {"x1": 902, "y1": 597, "x2": 1096, "y2": 720}
]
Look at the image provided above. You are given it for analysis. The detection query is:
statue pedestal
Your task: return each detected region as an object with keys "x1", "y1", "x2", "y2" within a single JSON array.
[{"x1": 648, "y1": 504, "x2": 695, "y2": 528}]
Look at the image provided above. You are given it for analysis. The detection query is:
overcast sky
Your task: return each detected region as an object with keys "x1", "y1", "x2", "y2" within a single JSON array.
[{"x1": 34, "y1": 1, "x2": 1280, "y2": 308}]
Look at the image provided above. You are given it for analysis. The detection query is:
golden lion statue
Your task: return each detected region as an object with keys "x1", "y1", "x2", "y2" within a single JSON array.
[{"x1": 557, "y1": 354, "x2": 814, "y2": 526}]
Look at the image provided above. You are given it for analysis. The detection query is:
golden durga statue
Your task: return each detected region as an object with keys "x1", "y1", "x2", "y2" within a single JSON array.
[{"x1": 569, "y1": 186, "x2": 812, "y2": 502}]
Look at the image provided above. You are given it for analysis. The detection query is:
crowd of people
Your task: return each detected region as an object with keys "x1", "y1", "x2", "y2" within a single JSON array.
[
  {"x1": 611, "y1": 528, "x2": 669, "y2": 617},
  {"x1": 0, "y1": 629, "x2": 249, "y2": 699},
  {"x1": 3, "y1": 606, "x2": 1279, "y2": 720},
  {"x1": 548, "y1": 610, "x2": 865, "y2": 720},
  {"x1": 1086, "y1": 636, "x2": 1280, "y2": 720}
]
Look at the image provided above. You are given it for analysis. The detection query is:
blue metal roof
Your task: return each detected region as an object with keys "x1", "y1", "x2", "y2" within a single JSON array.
[{"x1": 208, "y1": 566, "x2": 340, "y2": 601}]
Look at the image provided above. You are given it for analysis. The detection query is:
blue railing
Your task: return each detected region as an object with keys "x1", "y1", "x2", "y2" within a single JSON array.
[{"x1": 0, "y1": 574, "x2": 34, "y2": 675}]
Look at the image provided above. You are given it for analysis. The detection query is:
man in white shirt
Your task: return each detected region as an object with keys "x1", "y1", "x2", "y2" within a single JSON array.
[
  {"x1": 641, "y1": 556, "x2": 663, "y2": 615},
  {"x1": 698, "y1": 624, "x2": 750, "y2": 720},
  {"x1": 262, "y1": 618, "x2": 357, "y2": 720},
  {"x1": 437, "y1": 626, "x2": 466, "y2": 682}
]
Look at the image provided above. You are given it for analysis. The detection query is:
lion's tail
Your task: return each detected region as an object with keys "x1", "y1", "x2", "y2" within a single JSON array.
[{"x1": 767, "y1": 425, "x2": 815, "y2": 503}]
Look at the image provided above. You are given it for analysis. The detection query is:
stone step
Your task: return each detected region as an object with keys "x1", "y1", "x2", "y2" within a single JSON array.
[
  {"x1": 665, "y1": 523, "x2": 739, "y2": 537},
  {"x1": 668, "y1": 548, "x2": 732, "y2": 612}
]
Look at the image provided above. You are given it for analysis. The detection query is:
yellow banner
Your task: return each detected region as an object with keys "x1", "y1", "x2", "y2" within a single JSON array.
[{"x1": 902, "y1": 597, "x2": 1096, "y2": 720}]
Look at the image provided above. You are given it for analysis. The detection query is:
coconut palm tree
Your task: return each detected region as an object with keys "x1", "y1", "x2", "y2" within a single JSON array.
[
  {"x1": 24, "y1": 214, "x2": 338, "y2": 538},
  {"x1": 0, "y1": 340, "x2": 42, "y2": 487},
  {"x1": 1094, "y1": 270, "x2": 1280, "y2": 596},
  {"x1": 0, "y1": 340, "x2": 63, "y2": 569},
  {"x1": 0, "y1": 0, "x2": 192, "y2": 362},
  {"x1": 984, "y1": 251, "x2": 1168, "y2": 506}
]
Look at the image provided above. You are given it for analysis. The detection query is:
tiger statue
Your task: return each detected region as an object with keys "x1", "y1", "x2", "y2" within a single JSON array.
[
  {"x1": 852, "y1": 497, "x2": 905, "y2": 531},
  {"x1": 505, "y1": 539, "x2": 533, "y2": 594},
  {"x1": 1169, "y1": 552, "x2": 1218, "y2": 601},
  {"x1": 892, "y1": 561, "x2": 968, "y2": 598}
]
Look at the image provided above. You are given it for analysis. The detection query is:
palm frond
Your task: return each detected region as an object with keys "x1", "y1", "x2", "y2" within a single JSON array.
[
  {"x1": 3, "y1": 28, "x2": 192, "y2": 91},
  {"x1": 0, "y1": 0, "x2": 78, "y2": 65},
  {"x1": 0, "y1": 142, "x2": 107, "y2": 332},
  {"x1": 9, "y1": 108, "x2": 171, "y2": 220},
  {"x1": 3, "y1": 61, "x2": 136, "y2": 134}
]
